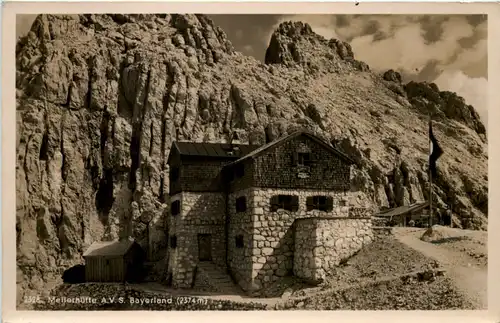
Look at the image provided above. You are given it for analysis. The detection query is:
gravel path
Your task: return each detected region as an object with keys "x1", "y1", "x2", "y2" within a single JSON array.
[{"x1": 393, "y1": 228, "x2": 487, "y2": 309}]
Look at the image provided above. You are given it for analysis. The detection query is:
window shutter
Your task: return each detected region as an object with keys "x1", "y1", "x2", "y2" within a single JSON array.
[
  {"x1": 291, "y1": 196, "x2": 299, "y2": 212},
  {"x1": 309, "y1": 153, "x2": 317, "y2": 165},
  {"x1": 325, "y1": 197, "x2": 334, "y2": 212},
  {"x1": 306, "y1": 196, "x2": 314, "y2": 211},
  {"x1": 303, "y1": 153, "x2": 311, "y2": 166},
  {"x1": 291, "y1": 152, "x2": 298, "y2": 166},
  {"x1": 270, "y1": 195, "x2": 279, "y2": 212}
]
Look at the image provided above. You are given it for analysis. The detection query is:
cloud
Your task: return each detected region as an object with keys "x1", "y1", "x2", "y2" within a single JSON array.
[
  {"x1": 243, "y1": 45, "x2": 254, "y2": 54},
  {"x1": 434, "y1": 70, "x2": 488, "y2": 128},
  {"x1": 446, "y1": 38, "x2": 487, "y2": 78},
  {"x1": 351, "y1": 17, "x2": 478, "y2": 75},
  {"x1": 234, "y1": 29, "x2": 244, "y2": 40},
  {"x1": 265, "y1": 15, "x2": 482, "y2": 76},
  {"x1": 261, "y1": 14, "x2": 487, "y2": 120}
]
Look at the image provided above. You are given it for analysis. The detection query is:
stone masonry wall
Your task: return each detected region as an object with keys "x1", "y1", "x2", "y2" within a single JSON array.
[
  {"x1": 167, "y1": 192, "x2": 226, "y2": 288},
  {"x1": 233, "y1": 187, "x2": 370, "y2": 291},
  {"x1": 294, "y1": 218, "x2": 373, "y2": 283},
  {"x1": 227, "y1": 188, "x2": 255, "y2": 291}
]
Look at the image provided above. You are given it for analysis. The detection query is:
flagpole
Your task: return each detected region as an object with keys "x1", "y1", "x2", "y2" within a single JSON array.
[
  {"x1": 429, "y1": 162, "x2": 433, "y2": 228},
  {"x1": 429, "y1": 116, "x2": 433, "y2": 228}
]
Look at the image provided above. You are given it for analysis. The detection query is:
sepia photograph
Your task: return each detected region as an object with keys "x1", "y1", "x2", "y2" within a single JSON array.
[{"x1": 9, "y1": 4, "x2": 492, "y2": 315}]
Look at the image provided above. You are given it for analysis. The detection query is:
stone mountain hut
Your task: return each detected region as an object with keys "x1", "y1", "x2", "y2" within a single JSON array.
[
  {"x1": 165, "y1": 130, "x2": 374, "y2": 292},
  {"x1": 83, "y1": 238, "x2": 146, "y2": 283}
]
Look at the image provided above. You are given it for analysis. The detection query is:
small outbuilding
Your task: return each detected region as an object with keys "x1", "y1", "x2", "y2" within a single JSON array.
[
  {"x1": 83, "y1": 238, "x2": 146, "y2": 283},
  {"x1": 374, "y1": 201, "x2": 431, "y2": 227}
]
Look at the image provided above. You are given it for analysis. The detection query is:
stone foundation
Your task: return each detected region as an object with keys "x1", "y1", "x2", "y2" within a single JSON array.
[
  {"x1": 167, "y1": 187, "x2": 372, "y2": 291},
  {"x1": 226, "y1": 187, "x2": 371, "y2": 291},
  {"x1": 167, "y1": 192, "x2": 226, "y2": 288},
  {"x1": 294, "y1": 217, "x2": 373, "y2": 283}
]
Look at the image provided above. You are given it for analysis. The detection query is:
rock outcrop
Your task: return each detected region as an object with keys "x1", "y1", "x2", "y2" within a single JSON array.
[{"x1": 16, "y1": 14, "x2": 487, "y2": 303}]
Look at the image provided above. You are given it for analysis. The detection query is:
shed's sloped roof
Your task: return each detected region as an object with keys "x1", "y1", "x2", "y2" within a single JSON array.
[
  {"x1": 375, "y1": 201, "x2": 430, "y2": 218},
  {"x1": 83, "y1": 239, "x2": 137, "y2": 257},
  {"x1": 172, "y1": 142, "x2": 260, "y2": 159}
]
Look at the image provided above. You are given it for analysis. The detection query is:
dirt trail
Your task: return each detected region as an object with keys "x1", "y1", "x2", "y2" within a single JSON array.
[{"x1": 393, "y1": 228, "x2": 487, "y2": 310}]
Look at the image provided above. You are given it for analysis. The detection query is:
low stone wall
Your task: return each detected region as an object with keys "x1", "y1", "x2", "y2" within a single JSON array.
[
  {"x1": 294, "y1": 218, "x2": 373, "y2": 283},
  {"x1": 372, "y1": 226, "x2": 394, "y2": 240}
]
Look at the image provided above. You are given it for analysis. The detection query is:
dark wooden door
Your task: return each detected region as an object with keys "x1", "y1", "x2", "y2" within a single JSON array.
[{"x1": 198, "y1": 234, "x2": 212, "y2": 261}]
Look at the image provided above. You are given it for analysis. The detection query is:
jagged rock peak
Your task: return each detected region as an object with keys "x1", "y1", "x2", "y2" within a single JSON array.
[
  {"x1": 265, "y1": 20, "x2": 369, "y2": 72},
  {"x1": 380, "y1": 70, "x2": 486, "y2": 137},
  {"x1": 274, "y1": 21, "x2": 316, "y2": 38},
  {"x1": 21, "y1": 14, "x2": 235, "y2": 55},
  {"x1": 405, "y1": 81, "x2": 486, "y2": 136}
]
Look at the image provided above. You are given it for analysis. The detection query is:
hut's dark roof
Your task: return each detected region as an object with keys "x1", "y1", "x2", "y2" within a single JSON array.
[
  {"x1": 226, "y1": 131, "x2": 356, "y2": 166},
  {"x1": 172, "y1": 142, "x2": 260, "y2": 159},
  {"x1": 375, "y1": 201, "x2": 430, "y2": 218},
  {"x1": 83, "y1": 239, "x2": 138, "y2": 257}
]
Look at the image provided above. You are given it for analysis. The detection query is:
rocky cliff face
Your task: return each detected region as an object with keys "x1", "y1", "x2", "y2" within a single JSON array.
[{"x1": 15, "y1": 14, "x2": 487, "y2": 302}]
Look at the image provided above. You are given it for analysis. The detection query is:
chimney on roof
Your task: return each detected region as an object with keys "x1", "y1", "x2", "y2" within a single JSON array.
[
  {"x1": 229, "y1": 131, "x2": 241, "y2": 146},
  {"x1": 227, "y1": 131, "x2": 242, "y2": 156}
]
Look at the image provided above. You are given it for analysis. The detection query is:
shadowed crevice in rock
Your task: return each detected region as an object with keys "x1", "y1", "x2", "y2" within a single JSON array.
[
  {"x1": 39, "y1": 132, "x2": 49, "y2": 160},
  {"x1": 95, "y1": 169, "x2": 114, "y2": 222},
  {"x1": 128, "y1": 69, "x2": 152, "y2": 190},
  {"x1": 100, "y1": 110, "x2": 111, "y2": 161}
]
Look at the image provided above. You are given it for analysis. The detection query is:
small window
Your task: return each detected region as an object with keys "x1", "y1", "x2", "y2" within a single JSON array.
[
  {"x1": 170, "y1": 167, "x2": 179, "y2": 182},
  {"x1": 270, "y1": 195, "x2": 299, "y2": 212},
  {"x1": 297, "y1": 152, "x2": 311, "y2": 166},
  {"x1": 235, "y1": 235, "x2": 244, "y2": 248},
  {"x1": 170, "y1": 236, "x2": 177, "y2": 249},
  {"x1": 171, "y1": 200, "x2": 180, "y2": 216},
  {"x1": 339, "y1": 200, "x2": 347, "y2": 207},
  {"x1": 306, "y1": 196, "x2": 334, "y2": 212},
  {"x1": 235, "y1": 196, "x2": 247, "y2": 213},
  {"x1": 235, "y1": 163, "x2": 245, "y2": 178}
]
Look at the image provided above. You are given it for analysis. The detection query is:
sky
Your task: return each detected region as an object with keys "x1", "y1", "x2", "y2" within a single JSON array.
[{"x1": 16, "y1": 14, "x2": 488, "y2": 126}]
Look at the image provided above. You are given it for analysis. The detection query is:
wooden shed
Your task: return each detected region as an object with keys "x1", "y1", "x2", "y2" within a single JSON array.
[
  {"x1": 83, "y1": 238, "x2": 146, "y2": 283},
  {"x1": 374, "y1": 201, "x2": 445, "y2": 227}
]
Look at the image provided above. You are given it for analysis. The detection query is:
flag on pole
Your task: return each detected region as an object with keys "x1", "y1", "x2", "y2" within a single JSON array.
[{"x1": 429, "y1": 120, "x2": 443, "y2": 178}]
